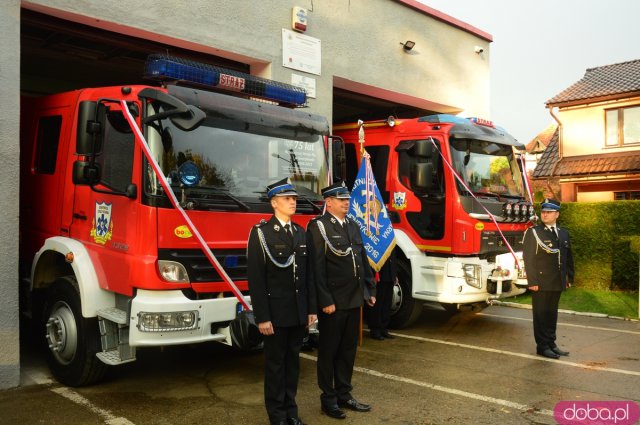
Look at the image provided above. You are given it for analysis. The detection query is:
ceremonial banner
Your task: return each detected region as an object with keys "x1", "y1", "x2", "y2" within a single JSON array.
[{"x1": 347, "y1": 151, "x2": 396, "y2": 272}]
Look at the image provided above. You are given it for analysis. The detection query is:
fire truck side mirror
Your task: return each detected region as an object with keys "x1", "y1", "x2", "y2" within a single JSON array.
[
  {"x1": 72, "y1": 160, "x2": 100, "y2": 185},
  {"x1": 412, "y1": 162, "x2": 434, "y2": 192},
  {"x1": 125, "y1": 183, "x2": 138, "y2": 199},
  {"x1": 77, "y1": 101, "x2": 100, "y2": 156},
  {"x1": 329, "y1": 136, "x2": 346, "y2": 181},
  {"x1": 412, "y1": 139, "x2": 434, "y2": 158}
]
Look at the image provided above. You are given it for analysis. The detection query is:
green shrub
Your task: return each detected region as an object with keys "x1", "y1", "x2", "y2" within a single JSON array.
[{"x1": 559, "y1": 201, "x2": 640, "y2": 290}]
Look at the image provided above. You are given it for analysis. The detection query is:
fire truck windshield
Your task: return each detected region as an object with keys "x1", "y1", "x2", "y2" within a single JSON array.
[
  {"x1": 145, "y1": 106, "x2": 328, "y2": 212},
  {"x1": 450, "y1": 139, "x2": 525, "y2": 199}
]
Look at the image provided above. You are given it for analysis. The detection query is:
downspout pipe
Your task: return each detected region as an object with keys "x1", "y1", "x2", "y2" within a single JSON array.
[
  {"x1": 548, "y1": 106, "x2": 563, "y2": 199},
  {"x1": 549, "y1": 106, "x2": 563, "y2": 162}
]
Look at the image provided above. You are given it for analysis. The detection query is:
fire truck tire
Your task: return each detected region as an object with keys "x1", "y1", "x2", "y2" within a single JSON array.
[
  {"x1": 389, "y1": 260, "x2": 423, "y2": 329},
  {"x1": 43, "y1": 276, "x2": 108, "y2": 387}
]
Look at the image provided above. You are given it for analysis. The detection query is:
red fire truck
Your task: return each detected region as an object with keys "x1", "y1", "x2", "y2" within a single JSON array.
[
  {"x1": 333, "y1": 116, "x2": 532, "y2": 328},
  {"x1": 20, "y1": 55, "x2": 330, "y2": 386}
]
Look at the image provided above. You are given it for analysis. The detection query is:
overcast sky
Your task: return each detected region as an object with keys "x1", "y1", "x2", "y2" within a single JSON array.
[{"x1": 418, "y1": 0, "x2": 640, "y2": 144}]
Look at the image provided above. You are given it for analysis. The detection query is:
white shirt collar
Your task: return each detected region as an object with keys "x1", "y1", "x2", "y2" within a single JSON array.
[{"x1": 276, "y1": 217, "x2": 292, "y2": 228}]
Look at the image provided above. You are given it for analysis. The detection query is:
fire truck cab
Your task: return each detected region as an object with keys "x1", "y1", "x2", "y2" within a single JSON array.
[
  {"x1": 334, "y1": 115, "x2": 531, "y2": 328},
  {"x1": 20, "y1": 55, "x2": 330, "y2": 386}
]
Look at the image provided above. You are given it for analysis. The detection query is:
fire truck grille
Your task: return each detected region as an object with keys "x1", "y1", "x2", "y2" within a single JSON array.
[
  {"x1": 158, "y1": 248, "x2": 247, "y2": 283},
  {"x1": 479, "y1": 231, "x2": 524, "y2": 255}
]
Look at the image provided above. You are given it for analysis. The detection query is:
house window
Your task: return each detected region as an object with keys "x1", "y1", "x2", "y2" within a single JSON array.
[
  {"x1": 605, "y1": 106, "x2": 640, "y2": 147},
  {"x1": 614, "y1": 191, "x2": 640, "y2": 200}
]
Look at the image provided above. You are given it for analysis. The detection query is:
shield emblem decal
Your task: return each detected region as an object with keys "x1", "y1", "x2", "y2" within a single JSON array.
[
  {"x1": 392, "y1": 191, "x2": 407, "y2": 210},
  {"x1": 90, "y1": 201, "x2": 113, "y2": 245}
]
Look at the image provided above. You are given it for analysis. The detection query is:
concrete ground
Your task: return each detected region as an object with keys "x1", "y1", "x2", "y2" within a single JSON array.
[{"x1": 2, "y1": 304, "x2": 639, "y2": 425}]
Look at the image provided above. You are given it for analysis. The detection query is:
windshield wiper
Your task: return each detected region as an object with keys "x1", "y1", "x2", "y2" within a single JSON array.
[
  {"x1": 469, "y1": 190, "x2": 502, "y2": 200},
  {"x1": 297, "y1": 195, "x2": 323, "y2": 213},
  {"x1": 178, "y1": 186, "x2": 251, "y2": 211}
]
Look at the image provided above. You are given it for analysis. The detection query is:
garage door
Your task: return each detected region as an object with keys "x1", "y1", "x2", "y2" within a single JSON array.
[{"x1": 21, "y1": 9, "x2": 249, "y2": 96}]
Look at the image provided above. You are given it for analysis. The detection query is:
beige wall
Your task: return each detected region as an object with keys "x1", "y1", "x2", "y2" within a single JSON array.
[
  {"x1": 22, "y1": 0, "x2": 492, "y2": 122},
  {"x1": 556, "y1": 97, "x2": 640, "y2": 157},
  {"x1": 577, "y1": 191, "x2": 612, "y2": 202},
  {"x1": 0, "y1": 0, "x2": 20, "y2": 389}
]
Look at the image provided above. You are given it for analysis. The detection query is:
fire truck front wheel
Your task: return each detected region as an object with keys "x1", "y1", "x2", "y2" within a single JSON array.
[
  {"x1": 43, "y1": 276, "x2": 108, "y2": 387},
  {"x1": 389, "y1": 261, "x2": 423, "y2": 329}
]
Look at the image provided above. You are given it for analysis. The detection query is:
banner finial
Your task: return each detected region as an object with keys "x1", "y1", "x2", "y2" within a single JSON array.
[{"x1": 357, "y1": 120, "x2": 365, "y2": 156}]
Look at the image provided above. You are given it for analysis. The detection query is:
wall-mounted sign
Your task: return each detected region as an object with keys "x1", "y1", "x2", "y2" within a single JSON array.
[
  {"x1": 291, "y1": 74, "x2": 316, "y2": 98},
  {"x1": 282, "y1": 29, "x2": 321, "y2": 76}
]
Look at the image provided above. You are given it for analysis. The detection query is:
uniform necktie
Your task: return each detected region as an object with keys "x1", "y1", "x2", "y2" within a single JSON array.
[
  {"x1": 283, "y1": 223, "x2": 293, "y2": 242},
  {"x1": 549, "y1": 226, "x2": 557, "y2": 237}
]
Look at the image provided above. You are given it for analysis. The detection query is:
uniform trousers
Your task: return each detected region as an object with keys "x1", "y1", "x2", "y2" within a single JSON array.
[
  {"x1": 531, "y1": 290, "x2": 561, "y2": 351},
  {"x1": 367, "y1": 279, "x2": 393, "y2": 333},
  {"x1": 263, "y1": 324, "x2": 306, "y2": 423},
  {"x1": 317, "y1": 307, "x2": 360, "y2": 407}
]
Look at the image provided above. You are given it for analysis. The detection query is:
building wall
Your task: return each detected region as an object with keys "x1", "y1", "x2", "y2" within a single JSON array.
[
  {"x1": 558, "y1": 97, "x2": 640, "y2": 157},
  {"x1": 3, "y1": 0, "x2": 493, "y2": 388},
  {"x1": 0, "y1": 0, "x2": 21, "y2": 389},
  {"x1": 23, "y1": 0, "x2": 492, "y2": 121}
]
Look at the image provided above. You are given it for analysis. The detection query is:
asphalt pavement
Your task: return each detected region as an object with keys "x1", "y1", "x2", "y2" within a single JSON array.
[{"x1": 2, "y1": 304, "x2": 639, "y2": 425}]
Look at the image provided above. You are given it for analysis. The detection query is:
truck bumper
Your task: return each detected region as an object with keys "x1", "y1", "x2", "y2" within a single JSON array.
[
  {"x1": 129, "y1": 289, "x2": 250, "y2": 347},
  {"x1": 411, "y1": 253, "x2": 526, "y2": 305}
]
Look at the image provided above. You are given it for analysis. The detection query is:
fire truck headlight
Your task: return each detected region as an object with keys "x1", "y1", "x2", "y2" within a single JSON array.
[
  {"x1": 528, "y1": 204, "x2": 536, "y2": 217},
  {"x1": 503, "y1": 203, "x2": 513, "y2": 220},
  {"x1": 158, "y1": 260, "x2": 190, "y2": 283},
  {"x1": 462, "y1": 264, "x2": 482, "y2": 289},
  {"x1": 138, "y1": 311, "x2": 199, "y2": 332}
]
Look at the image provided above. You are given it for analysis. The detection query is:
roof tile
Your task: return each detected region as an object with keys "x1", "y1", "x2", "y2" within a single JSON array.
[
  {"x1": 546, "y1": 59, "x2": 640, "y2": 105},
  {"x1": 532, "y1": 130, "x2": 559, "y2": 177}
]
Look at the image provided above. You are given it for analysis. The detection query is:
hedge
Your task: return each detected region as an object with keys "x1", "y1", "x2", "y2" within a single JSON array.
[{"x1": 558, "y1": 201, "x2": 640, "y2": 290}]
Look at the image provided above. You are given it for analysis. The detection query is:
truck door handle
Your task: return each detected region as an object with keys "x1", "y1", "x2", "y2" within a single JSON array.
[{"x1": 73, "y1": 213, "x2": 87, "y2": 220}]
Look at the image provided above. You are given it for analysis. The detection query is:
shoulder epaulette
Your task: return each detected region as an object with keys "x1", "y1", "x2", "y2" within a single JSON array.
[
  {"x1": 310, "y1": 215, "x2": 322, "y2": 222},
  {"x1": 254, "y1": 219, "x2": 268, "y2": 228}
]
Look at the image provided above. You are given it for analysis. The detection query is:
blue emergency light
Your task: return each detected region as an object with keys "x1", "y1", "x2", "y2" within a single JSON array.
[
  {"x1": 419, "y1": 114, "x2": 469, "y2": 125},
  {"x1": 144, "y1": 54, "x2": 307, "y2": 107}
]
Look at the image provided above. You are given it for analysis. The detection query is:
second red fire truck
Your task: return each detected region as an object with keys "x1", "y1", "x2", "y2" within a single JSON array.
[{"x1": 334, "y1": 116, "x2": 532, "y2": 328}]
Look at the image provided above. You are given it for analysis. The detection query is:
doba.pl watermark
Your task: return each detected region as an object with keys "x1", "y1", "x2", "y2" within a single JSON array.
[{"x1": 554, "y1": 401, "x2": 640, "y2": 425}]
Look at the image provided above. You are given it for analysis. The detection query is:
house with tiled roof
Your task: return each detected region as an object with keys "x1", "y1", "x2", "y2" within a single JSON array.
[
  {"x1": 533, "y1": 59, "x2": 640, "y2": 201},
  {"x1": 524, "y1": 123, "x2": 557, "y2": 173}
]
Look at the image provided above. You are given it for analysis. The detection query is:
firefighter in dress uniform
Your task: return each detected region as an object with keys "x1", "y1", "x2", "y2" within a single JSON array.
[
  {"x1": 522, "y1": 198, "x2": 574, "y2": 359},
  {"x1": 247, "y1": 178, "x2": 316, "y2": 425},
  {"x1": 306, "y1": 181, "x2": 377, "y2": 420}
]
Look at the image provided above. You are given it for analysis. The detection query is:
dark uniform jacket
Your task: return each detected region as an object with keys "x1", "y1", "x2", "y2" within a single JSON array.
[
  {"x1": 522, "y1": 224, "x2": 575, "y2": 291},
  {"x1": 247, "y1": 216, "x2": 315, "y2": 327},
  {"x1": 307, "y1": 213, "x2": 376, "y2": 310}
]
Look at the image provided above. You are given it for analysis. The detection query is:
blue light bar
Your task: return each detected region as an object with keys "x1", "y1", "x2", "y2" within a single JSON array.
[
  {"x1": 418, "y1": 114, "x2": 469, "y2": 125},
  {"x1": 144, "y1": 54, "x2": 307, "y2": 107}
]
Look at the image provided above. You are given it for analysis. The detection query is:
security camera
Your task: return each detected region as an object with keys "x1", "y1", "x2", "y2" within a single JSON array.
[{"x1": 474, "y1": 46, "x2": 484, "y2": 54}]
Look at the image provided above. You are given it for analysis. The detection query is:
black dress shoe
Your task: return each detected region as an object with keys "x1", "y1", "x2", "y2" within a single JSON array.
[
  {"x1": 381, "y1": 330, "x2": 394, "y2": 339},
  {"x1": 551, "y1": 346, "x2": 569, "y2": 356},
  {"x1": 537, "y1": 348, "x2": 560, "y2": 359},
  {"x1": 271, "y1": 421, "x2": 287, "y2": 425},
  {"x1": 321, "y1": 405, "x2": 346, "y2": 419},
  {"x1": 287, "y1": 418, "x2": 306, "y2": 425},
  {"x1": 338, "y1": 398, "x2": 372, "y2": 412},
  {"x1": 370, "y1": 332, "x2": 384, "y2": 340}
]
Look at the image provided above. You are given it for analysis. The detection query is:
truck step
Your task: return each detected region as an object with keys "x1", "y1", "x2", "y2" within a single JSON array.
[
  {"x1": 97, "y1": 307, "x2": 128, "y2": 325},
  {"x1": 211, "y1": 332, "x2": 228, "y2": 342},
  {"x1": 96, "y1": 349, "x2": 136, "y2": 366}
]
